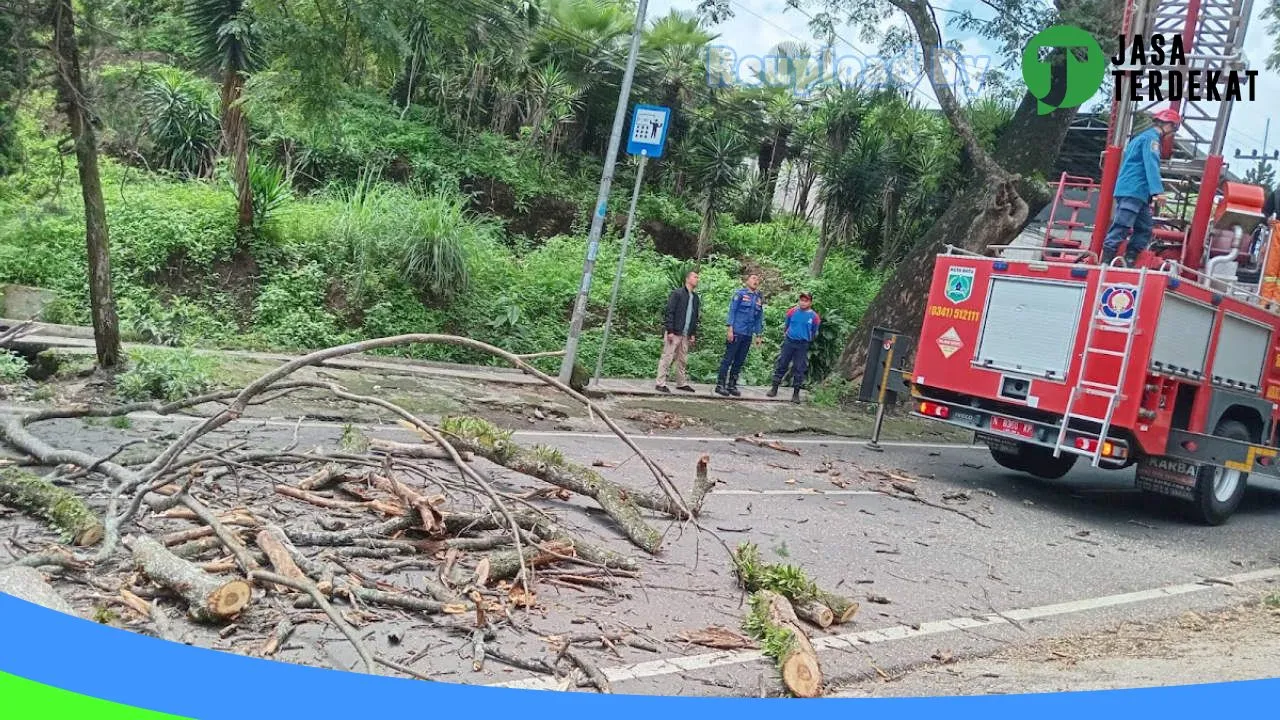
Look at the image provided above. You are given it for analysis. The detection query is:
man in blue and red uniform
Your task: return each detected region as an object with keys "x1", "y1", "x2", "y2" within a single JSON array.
[
  {"x1": 767, "y1": 292, "x2": 820, "y2": 403},
  {"x1": 1100, "y1": 107, "x2": 1181, "y2": 267},
  {"x1": 715, "y1": 273, "x2": 764, "y2": 397}
]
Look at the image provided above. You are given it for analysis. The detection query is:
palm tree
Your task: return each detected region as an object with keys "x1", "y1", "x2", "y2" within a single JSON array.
[
  {"x1": 685, "y1": 123, "x2": 750, "y2": 259},
  {"x1": 184, "y1": 0, "x2": 260, "y2": 236},
  {"x1": 642, "y1": 10, "x2": 717, "y2": 183},
  {"x1": 809, "y1": 86, "x2": 886, "y2": 276}
]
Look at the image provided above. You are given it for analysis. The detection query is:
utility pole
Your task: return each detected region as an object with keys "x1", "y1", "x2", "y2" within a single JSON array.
[
  {"x1": 593, "y1": 154, "x2": 648, "y2": 386},
  {"x1": 590, "y1": 103, "x2": 671, "y2": 385},
  {"x1": 558, "y1": 0, "x2": 651, "y2": 384},
  {"x1": 1235, "y1": 118, "x2": 1277, "y2": 183}
]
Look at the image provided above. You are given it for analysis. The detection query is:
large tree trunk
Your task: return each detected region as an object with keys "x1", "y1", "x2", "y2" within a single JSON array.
[
  {"x1": 221, "y1": 70, "x2": 253, "y2": 235},
  {"x1": 836, "y1": 91, "x2": 1080, "y2": 382},
  {"x1": 52, "y1": 0, "x2": 120, "y2": 369}
]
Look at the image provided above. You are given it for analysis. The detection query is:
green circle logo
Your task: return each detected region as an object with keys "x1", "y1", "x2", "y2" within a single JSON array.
[{"x1": 1021, "y1": 25, "x2": 1107, "y2": 115}]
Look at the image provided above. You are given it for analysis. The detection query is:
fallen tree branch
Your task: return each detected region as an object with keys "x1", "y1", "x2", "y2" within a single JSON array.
[
  {"x1": 369, "y1": 438, "x2": 471, "y2": 462},
  {"x1": 563, "y1": 646, "x2": 611, "y2": 693},
  {"x1": 177, "y1": 494, "x2": 259, "y2": 574},
  {"x1": 441, "y1": 417, "x2": 661, "y2": 552},
  {"x1": 732, "y1": 543, "x2": 859, "y2": 626},
  {"x1": 876, "y1": 483, "x2": 991, "y2": 529},
  {"x1": 0, "y1": 467, "x2": 104, "y2": 546},
  {"x1": 250, "y1": 569, "x2": 376, "y2": 675},
  {"x1": 734, "y1": 436, "x2": 802, "y2": 456}
]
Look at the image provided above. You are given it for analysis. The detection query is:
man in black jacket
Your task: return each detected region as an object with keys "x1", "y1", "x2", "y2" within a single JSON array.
[{"x1": 656, "y1": 271, "x2": 700, "y2": 393}]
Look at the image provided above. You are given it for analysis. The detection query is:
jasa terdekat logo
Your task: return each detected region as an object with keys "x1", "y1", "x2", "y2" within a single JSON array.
[{"x1": 1022, "y1": 25, "x2": 1259, "y2": 115}]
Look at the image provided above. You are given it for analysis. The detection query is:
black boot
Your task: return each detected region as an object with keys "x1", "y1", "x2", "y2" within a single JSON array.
[
  {"x1": 1124, "y1": 247, "x2": 1141, "y2": 267},
  {"x1": 767, "y1": 381, "x2": 780, "y2": 397},
  {"x1": 1100, "y1": 247, "x2": 1118, "y2": 265},
  {"x1": 727, "y1": 373, "x2": 742, "y2": 396},
  {"x1": 791, "y1": 387, "x2": 801, "y2": 404},
  {"x1": 714, "y1": 384, "x2": 729, "y2": 396}
]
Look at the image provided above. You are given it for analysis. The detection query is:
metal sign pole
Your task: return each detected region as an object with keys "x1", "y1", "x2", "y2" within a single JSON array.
[
  {"x1": 557, "y1": 0, "x2": 651, "y2": 384},
  {"x1": 866, "y1": 338, "x2": 895, "y2": 451},
  {"x1": 593, "y1": 154, "x2": 649, "y2": 386}
]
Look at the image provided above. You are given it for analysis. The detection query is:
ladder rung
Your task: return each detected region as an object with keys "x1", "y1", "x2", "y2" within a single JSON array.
[
  {"x1": 1080, "y1": 380, "x2": 1119, "y2": 390},
  {"x1": 1086, "y1": 348, "x2": 1126, "y2": 358},
  {"x1": 1068, "y1": 412, "x2": 1109, "y2": 422},
  {"x1": 1081, "y1": 387, "x2": 1118, "y2": 398},
  {"x1": 1095, "y1": 324, "x2": 1133, "y2": 334}
]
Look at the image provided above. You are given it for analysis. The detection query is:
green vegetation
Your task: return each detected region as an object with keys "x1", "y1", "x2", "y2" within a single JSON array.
[
  {"x1": 115, "y1": 348, "x2": 218, "y2": 401},
  {"x1": 742, "y1": 591, "x2": 797, "y2": 661},
  {"x1": 733, "y1": 542, "x2": 817, "y2": 601},
  {"x1": 0, "y1": 350, "x2": 28, "y2": 382},
  {"x1": 0, "y1": 0, "x2": 1022, "y2": 388}
]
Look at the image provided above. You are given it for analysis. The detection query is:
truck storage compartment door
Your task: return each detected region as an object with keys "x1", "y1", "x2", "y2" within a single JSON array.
[
  {"x1": 1150, "y1": 295, "x2": 1214, "y2": 378},
  {"x1": 973, "y1": 277, "x2": 1086, "y2": 380},
  {"x1": 1212, "y1": 313, "x2": 1271, "y2": 391}
]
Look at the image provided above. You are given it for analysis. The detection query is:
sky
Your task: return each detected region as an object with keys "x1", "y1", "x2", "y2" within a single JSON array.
[{"x1": 647, "y1": 0, "x2": 1279, "y2": 177}]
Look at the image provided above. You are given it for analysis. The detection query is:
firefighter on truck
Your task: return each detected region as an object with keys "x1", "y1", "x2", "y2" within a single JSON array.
[{"x1": 1099, "y1": 108, "x2": 1183, "y2": 267}]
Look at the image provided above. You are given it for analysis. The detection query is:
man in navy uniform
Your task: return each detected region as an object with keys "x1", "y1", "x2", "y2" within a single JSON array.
[
  {"x1": 1100, "y1": 107, "x2": 1181, "y2": 267},
  {"x1": 715, "y1": 273, "x2": 764, "y2": 397}
]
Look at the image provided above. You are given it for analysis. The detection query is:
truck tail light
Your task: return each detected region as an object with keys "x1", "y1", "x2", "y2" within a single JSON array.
[
  {"x1": 919, "y1": 401, "x2": 950, "y2": 419},
  {"x1": 1074, "y1": 437, "x2": 1127, "y2": 459}
]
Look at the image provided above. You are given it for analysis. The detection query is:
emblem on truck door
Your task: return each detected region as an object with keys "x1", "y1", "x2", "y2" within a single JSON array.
[
  {"x1": 1100, "y1": 284, "x2": 1138, "y2": 324},
  {"x1": 944, "y1": 266, "x2": 975, "y2": 304}
]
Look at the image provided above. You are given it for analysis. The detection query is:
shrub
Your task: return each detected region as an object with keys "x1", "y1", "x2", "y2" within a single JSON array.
[
  {"x1": 0, "y1": 350, "x2": 28, "y2": 383},
  {"x1": 115, "y1": 348, "x2": 218, "y2": 401}
]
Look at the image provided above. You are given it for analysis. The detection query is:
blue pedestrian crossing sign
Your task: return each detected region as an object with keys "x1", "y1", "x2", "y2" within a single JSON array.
[{"x1": 626, "y1": 104, "x2": 671, "y2": 158}]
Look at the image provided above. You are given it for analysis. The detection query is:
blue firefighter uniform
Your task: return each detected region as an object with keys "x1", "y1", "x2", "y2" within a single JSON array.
[
  {"x1": 771, "y1": 305, "x2": 821, "y2": 399},
  {"x1": 715, "y1": 287, "x2": 764, "y2": 394},
  {"x1": 1102, "y1": 125, "x2": 1165, "y2": 262}
]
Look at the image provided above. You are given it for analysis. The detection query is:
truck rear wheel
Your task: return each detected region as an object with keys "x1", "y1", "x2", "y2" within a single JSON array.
[
  {"x1": 988, "y1": 446, "x2": 1029, "y2": 473},
  {"x1": 987, "y1": 443, "x2": 1076, "y2": 479},
  {"x1": 1189, "y1": 420, "x2": 1250, "y2": 526},
  {"x1": 1021, "y1": 445, "x2": 1077, "y2": 480}
]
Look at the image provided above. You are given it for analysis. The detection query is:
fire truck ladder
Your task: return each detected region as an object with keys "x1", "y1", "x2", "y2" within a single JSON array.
[
  {"x1": 1053, "y1": 262, "x2": 1150, "y2": 467},
  {"x1": 1043, "y1": 173, "x2": 1099, "y2": 261}
]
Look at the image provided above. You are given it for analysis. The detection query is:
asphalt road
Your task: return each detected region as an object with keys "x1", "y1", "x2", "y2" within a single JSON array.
[{"x1": 3, "y1": 408, "x2": 1278, "y2": 697}]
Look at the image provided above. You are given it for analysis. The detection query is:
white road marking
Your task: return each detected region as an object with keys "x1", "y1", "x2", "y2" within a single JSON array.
[
  {"x1": 487, "y1": 567, "x2": 1280, "y2": 690},
  {"x1": 711, "y1": 489, "x2": 881, "y2": 496}
]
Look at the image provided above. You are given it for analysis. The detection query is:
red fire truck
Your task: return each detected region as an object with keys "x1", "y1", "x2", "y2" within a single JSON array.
[{"x1": 907, "y1": 0, "x2": 1278, "y2": 525}]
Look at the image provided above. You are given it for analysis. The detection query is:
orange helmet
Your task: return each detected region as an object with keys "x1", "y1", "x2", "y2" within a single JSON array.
[{"x1": 1152, "y1": 108, "x2": 1182, "y2": 125}]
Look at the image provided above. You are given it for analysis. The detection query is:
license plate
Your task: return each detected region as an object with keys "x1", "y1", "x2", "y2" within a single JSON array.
[
  {"x1": 990, "y1": 416, "x2": 1035, "y2": 438},
  {"x1": 951, "y1": 410, "x2": 981, "y2": 427}
]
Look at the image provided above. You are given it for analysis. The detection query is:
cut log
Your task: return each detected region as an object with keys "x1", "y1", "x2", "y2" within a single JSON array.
[
  {"x1": 129, "y1": 535, "x2": 250, "y2": 623},
  {"x1": 255, "y1": 527, "x2": 308, "y2": 587},
  {"x1": 754, "y1": 590, "x2": 822, "y2": 698},
  {"x1": 814, "y1": 589, "x2": 859, "y2": 624},
  {"x1": 364, "y1": 473, "x2": 443, "y2": 534},
  {"x1": 793, "y1": 598, "x2": 835, "y2": 629},
  {"x1": 0, "y1": 468, "x2": 103, "y2": 546}
]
